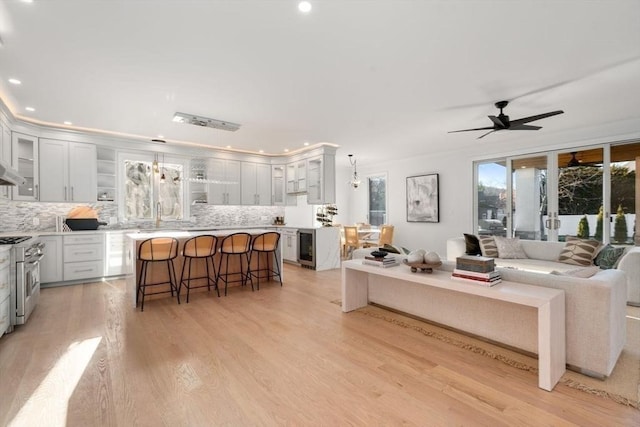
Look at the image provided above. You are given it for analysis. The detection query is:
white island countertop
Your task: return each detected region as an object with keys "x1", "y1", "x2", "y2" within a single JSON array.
[{"x1": 126, "y1": 228, "x2": 275, "y2": 241}]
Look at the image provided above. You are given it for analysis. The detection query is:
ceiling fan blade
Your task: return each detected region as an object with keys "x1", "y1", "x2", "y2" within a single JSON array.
[
  {"x1": 510, "y1": 110, "x2": 564, "y2": 126},
  {"x1": 488, "y1": 115, "x2": 506, "y2": 128},
  {"x1": 448, "y1": 126, "x2": 495, "y2": 134},
  {"x1": 477, "y1": 130, "x2": 498, "y2": 139},
  {"x1": 509, "y1": 124, "x2": 542, "y2": 131}
]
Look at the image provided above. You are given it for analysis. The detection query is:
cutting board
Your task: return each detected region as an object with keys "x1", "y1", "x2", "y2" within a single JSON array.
[{"x1": 67, "y1": 206, "x2": 99, "y2": 219}]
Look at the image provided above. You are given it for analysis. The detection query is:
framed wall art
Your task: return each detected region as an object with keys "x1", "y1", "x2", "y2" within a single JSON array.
[{"x1": 406, "y1": 173, "x2": 439, "y2": 223}]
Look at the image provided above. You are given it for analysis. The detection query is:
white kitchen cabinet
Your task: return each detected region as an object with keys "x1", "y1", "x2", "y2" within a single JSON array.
[
  {"x1": 209, "y1": 158, "x2": 241, "y2": 205},
  {"x1": 11, "y1": 132, "x2": 39, "y2": 201},
  {"x1": 280, "y1": 228, "x2": 298, "y2": 263},
  {"x1": 0, "y1": 123, "x2": 11, "y2": 199},
  {"x1": 272, "y1": 165, "x2": 286, "y2": 205},
  {"x1": 286, "y1": 160, "x2": 307, "y2": 194},
  {"x1": 39, "y1": 139, "x2": 97, "y2": 202},
  {"x1": 272, "y1": 165, "x2": 297, "y2": 206},
  {"x1": 63, "y1": 234, "x2": 104, "y2": 281},
  {"x1": 306, "y1": 153, "x2": 336, "y2": 204},
  {"x1": 0, "y1": 247, "x2": 11, "y2": 337},
  {"x1": 105, "y1": 231, "x2": 132, "y2": 276},
  {"x1": 40, "y1": 235, "x2": 63, "y2": 284},
  {"x1": 241, "y1": 161, "x2": 271, "y2": 205}
]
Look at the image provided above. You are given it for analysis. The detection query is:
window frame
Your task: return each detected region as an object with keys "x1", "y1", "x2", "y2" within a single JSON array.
[
  {"x1": 367, "y1": 172, "x2": 388, "y2": 226},
  {"x1": 117, "y1": 151, "x2": 189, "y2": 223}
]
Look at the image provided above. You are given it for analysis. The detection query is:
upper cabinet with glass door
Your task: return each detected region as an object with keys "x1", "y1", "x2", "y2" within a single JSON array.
[
  {"x1": 11, "y1": 132, "x2": 39, "y2": 201},
  {"x1": 307, "y1": 153, "x2": 336, "y2": 204}
]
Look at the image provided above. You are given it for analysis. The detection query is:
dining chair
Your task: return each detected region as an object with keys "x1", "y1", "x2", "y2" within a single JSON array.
[
  {"x1": 343, "y1": 226, "x2": 361, "y2": 259},
  {"x1": 363, "y1": 224, "x2": 394, "y2": 248}
]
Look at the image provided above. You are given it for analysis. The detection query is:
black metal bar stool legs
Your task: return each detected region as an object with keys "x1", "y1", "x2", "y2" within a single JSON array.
[
  {"x1": 136, "y1": 237, "x2": 180, "y2": 311},
  {"x1": 249, "y1": 232, "x2": 282, "y2": 290},
  {"x1": 179, "y1": 235, "x2": 219, "y2": 303},
  {"x1": 217, "y1": 232, "x2": 253, "y2": 296}
]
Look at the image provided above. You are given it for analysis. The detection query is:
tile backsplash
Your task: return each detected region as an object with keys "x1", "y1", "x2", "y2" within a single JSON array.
[{"x1": 0, "y1": 199, "x2": 284, "y2": 232}]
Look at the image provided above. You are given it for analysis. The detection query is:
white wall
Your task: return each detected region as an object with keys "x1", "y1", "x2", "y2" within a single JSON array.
[
  {"x1": 340, "y1": 150, "x2": 474, "y2": 257},
  {"x1": 335, "y1": 124, "x2": 640, "y2": 258}
]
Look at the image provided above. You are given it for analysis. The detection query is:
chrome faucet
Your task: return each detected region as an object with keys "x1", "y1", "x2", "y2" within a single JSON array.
[{"x1": 155, "y1": 201, "x2": 162, "y2": 228}]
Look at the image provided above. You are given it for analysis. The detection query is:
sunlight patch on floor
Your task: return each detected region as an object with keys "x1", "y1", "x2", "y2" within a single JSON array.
[{"x1": 9, "y1": 337, "x2": 102, "y2": 427}]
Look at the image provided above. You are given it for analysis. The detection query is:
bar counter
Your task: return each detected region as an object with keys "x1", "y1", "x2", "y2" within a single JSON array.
[{"x1": 125, "y1": 229, "x2": 281, "y2": 307}]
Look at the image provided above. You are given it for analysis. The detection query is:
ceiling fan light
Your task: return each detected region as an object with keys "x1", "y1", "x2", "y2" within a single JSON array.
[{"x1": 567, "y1": 152, "x2": 581, "y2": 167}]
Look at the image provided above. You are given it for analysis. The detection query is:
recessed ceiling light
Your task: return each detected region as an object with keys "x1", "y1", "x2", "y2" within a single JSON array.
[
  {"x1": 226, "y1": 145, "x2": 232, "y2": 149},
  {"x1": 303, "y1": 142, "x2": 309, "y2": 146},
  {"x1": 21, "y1": 0, "x2": 34, "y2": 3},
  {"x1": 284, "y1": 148, "x2": 289, "y2": 152},
  {"x1": 298, "y1": 1, "x2": 312, "y2": 13},
  {"x1": 8, "y1": 78, "x2": 21, "y2": 85},
  {"x1": 63, "y1": 121, "x2": 72, "y2": 125},
  {"x1": 157, "y1": 134, "x2": 164, "y2": 138},
  {"x1": 25, "y1": 107, "x2": 35, "y2": 112},
  {"x1": 259, "y1": 150, "x2": 264, "y2": 153}
]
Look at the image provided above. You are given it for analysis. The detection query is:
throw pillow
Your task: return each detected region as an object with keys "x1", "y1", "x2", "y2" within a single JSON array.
[
  {"x1": 565, "y1": 236, "x2": 603, "y2": 260},
  {"x1": 381, "y1": 244, "x2": 400, "y2": 254},
  {"x1": 478, "y1": 235, "x2": 499, "y2": 258},
  {"x1": 594, "y1": 244, "x2": 626, "y2": 269},
  {"x1": 550, "y1": 265, "x2": 600, "y2": 278},
  {"x1": 557, "y1": 238, "x2": 600, "y2": 266},
  {"x1": 493, "y1": 236, "x2": 528, "y2": 259},
  {"x1": 463, "y1": 233, "x2": 482, "y2": 255},
  {"x1": 381, "y1": 244, "x2": 411, "y2": 255}
]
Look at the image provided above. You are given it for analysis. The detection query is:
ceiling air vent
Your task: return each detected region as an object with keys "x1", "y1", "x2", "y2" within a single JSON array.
[{"x1": 172, "y1": 112, "x2": 241, "y2": 132}]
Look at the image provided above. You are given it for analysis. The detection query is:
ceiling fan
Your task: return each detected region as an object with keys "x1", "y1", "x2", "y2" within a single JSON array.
[{"x1": 448, "y1": 100, "x2": 564, "y2": 139}]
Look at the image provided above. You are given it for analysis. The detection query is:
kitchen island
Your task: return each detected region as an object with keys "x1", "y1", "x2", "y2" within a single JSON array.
[{"x1": 126, "y1": 229, "x2": 282, "y2": 307}]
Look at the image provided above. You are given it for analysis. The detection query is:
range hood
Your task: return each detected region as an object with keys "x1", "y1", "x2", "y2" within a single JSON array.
[{"x1": 0, "y1": 159, "x2": 26, "y2": 186}]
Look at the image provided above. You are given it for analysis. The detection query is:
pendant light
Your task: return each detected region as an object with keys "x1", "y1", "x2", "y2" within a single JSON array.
[
  {"x1": 348, "y1": 154, "x2": 361, "y2": 189},
  {"x1": 152, "y1": 153, "x2": 159, "y2": 173}
]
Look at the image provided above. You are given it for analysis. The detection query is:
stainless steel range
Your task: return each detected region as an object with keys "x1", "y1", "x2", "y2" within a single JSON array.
[{"x1": 4, "y1": 236, "x2": 44, "y2": 330}]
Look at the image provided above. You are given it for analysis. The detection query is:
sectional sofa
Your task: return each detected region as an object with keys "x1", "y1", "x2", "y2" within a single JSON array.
[{"x1": 446, "y1": 236, "x2": 630, "y2": 377}]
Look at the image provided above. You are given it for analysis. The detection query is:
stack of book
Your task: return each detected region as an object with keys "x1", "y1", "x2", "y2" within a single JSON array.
[
  {"x1": 452, "y1": 255, "x2": 501, "y2": 286},
  {"x1": 362, "y1": 256, "x2": 399, "y2": 268}
]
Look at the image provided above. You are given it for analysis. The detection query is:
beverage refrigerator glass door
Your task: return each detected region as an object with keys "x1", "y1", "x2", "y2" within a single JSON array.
[{"x1": 297, "y1": 229, "x2": 315, "y2": 268}]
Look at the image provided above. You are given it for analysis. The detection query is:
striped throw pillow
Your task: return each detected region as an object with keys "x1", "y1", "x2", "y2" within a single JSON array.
[
  {"x1": 478, "y1": 236, "x2": 499, "y2": 258},
  {"x1": 558, "y1": 238, "x2": 600, "y2": 266}
]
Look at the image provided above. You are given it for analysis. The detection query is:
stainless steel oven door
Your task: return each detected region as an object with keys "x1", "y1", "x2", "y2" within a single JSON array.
[{"x1": 15, "y1": 254, "x2": 42, "y2": 325}]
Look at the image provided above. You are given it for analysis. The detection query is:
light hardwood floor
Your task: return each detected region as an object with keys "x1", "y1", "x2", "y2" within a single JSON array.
[{"x1": 1, "y1": 265, "x2": 638, "y2": 426}]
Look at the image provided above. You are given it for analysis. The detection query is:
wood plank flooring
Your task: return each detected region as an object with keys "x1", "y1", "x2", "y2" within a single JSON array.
[{"x1": 0, "y1": 265, "x2": 638, "y2": 426}]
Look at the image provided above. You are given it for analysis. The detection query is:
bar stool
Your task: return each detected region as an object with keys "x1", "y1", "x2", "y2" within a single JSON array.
[
  {"x1": 137, "y1": 237, "x2": 180, "y2": 311},
  {"x1": 217, "y1": 232, "x2": 253, "y2": 296},
  {"x1": 248, "y1": 232, "x2": 282, "y2": 290},
  {"x1": 179, "y1": 235, "x2": 219, "y2": 303}
]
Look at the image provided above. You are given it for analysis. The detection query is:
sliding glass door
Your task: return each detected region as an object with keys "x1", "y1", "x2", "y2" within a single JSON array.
[
  {"x1": 510, "y1": 155, "x2": 548, "y2": 241},
  {"x1": 475, "y1": 140, "x2": 638, "y2": 246},
  {"x1": 556, "y1": 148, "x2": 604, "y2": 242}
]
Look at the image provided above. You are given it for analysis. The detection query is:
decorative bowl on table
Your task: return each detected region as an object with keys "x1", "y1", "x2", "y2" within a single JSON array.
[
  {"x1": 370, "y1": 250, "x2": 388, "y2": 260},
  {"x1": 402, "y1": 259, "x2": 442, "y2": 273}
]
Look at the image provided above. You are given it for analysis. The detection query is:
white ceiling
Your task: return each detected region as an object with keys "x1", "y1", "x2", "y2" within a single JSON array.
[{"x1": 0, "y1": 1, "x2": 639, "y2": 166}]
